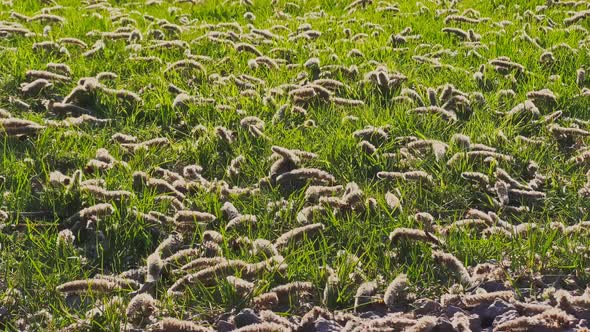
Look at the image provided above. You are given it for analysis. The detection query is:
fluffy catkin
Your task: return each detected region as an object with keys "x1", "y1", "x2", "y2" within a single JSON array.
[
  {"x1": 226, "y1": 215, "x2": 257, "y2": 230},
  {"x1": 81, "y1": 185, "x2": 132, "y2": 202},
  {"x1": 56, "y1": 279, "x2": 119, "y2": 294},
  {"x1": 406, "y1": 316, "x2": 438, "y2": 332},
  {"x1": 164, "y1": 249, "x2": 201, "y2": 267},
  {"x1": 383, "y1": 274, "x2": 409, "y2": 309},
  {"x1": 462, "y1": 290, "x2": 514, "y2": 307},
  {"x1": 155, "y1": 233, "x2": 183, "y2": 258},
  {"x1": 305, "y1": 185, "x2": 343, "y2": 202},
  {"x1": 232, "y1": 322, "x2": 286, "y2": 332},
  {"x1": 259, "y1": 310, "x2": 298, "y2": 330},
  {"x1": 174, "y1": 210, "x2": 216, "y2": 223},
  {"x1": 270, "y1": 281, "x2": 314, "y2": 303},
  {"x1": 226, "y1": 276, "x2": 254, "y2": 294},
  {"x1": 126, "y1": 293, "x2": 158, "y2": 325},
  {"x1": 252, "y1": 292, "x2": 279, "y2": 310},
  {"x1": 72, "y1": 203, "x2": 115, "y2": 221},
  {"x1": 179, "y1": 257, "x2": 228, "y2": 272},
  {"x1": 274, "y1": 223, "x2": 325, "y2": 250},
  {"x1": 150, "y1": 317, "x2": 213, "y2": 332},
  {"x1": 384, "y1": 191, "x2": 401, "y2": 211},
  {"x1": 93, "y1": 275, "x2": 140, "y2": 290},
  {"x1": 354, "y1": 281, "x2": 379, "y2": 312},
  {"x1": 432, "y1": 250, "x2": 472, "y2": 286},
  {"x1": 389, "y1": 228, "x2": 442, "y2": 246},
  {"x1": 146, "y1": 252, "x2": 163, "y2": 283}
]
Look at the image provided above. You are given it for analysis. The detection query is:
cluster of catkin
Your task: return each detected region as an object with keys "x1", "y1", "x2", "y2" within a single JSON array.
[{"x1": 0, "y1": 117, "x2": 45, "y2": 136}]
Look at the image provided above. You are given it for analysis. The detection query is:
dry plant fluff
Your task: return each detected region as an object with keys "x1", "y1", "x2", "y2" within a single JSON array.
[
  {"x1": 432, "y1": 250, "x2": 472, "y2": 286},
  {"x1": 383, "y1": 274, "x2": 409, "y2": 309},
  {"x1": 389, "y1": 228, "x2": 442, "y2": 246},
  {"x1": 56, "y1": 279, "x2": 120, "y2": 294},
  {"x1": 149, "y1": 317, "x2": 212, "y2": 332},
  {"x1": 354, "y1": 281, "x2": 379, "y2": 312},
  {"x1": 273, "y1": 223, "x2": 325, "y2": 251},
  {"x1": 126, "y1": 293, "x2": 158, "y2": 326}
]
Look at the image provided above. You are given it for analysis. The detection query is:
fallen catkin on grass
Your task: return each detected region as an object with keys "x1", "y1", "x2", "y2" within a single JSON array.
[
  {"x1": 0, "y1": 118, "x2": 45, "y2": 136},
  {"x1": 67, "y1": 203, "x2": 114, "y2": 225},
  {"x1": 389, "y1": 228, "x2": 442, "y2": 246},
  {"x1": 126, "y1": 293, "x2": 158, "y2": 326},
  {"x1": 432, "y1": 250, "x2": 472, "y2": 286},
  {"x1": 259, "y1": 310, "x2": 298, "y2": 330},
  {"x1": 233, "y1": 322, "x2": 286, "y2": 332},
  {"x1": 149, "y1": 317, "x2": 213, "y2": 332},
  {"x1": 92, "y1": 275, "x2": 139, "y2": 290},
  {"x1": 81, "y1": 184, "x2": 132, "y2": 202},
  {"x1": 174, "y1": 210, "x2": 216, "y2": 223},
  {"x1": 495, "y1": 308, "x2": 574, "y2": 331},
  {"x1": 178, "y1": 257, "x2": 228, "y2": 273},
  {"x1": 384, "y1": 191, "x2": 401, "y2": 211},
  {"x1": 461, "y1": 290, "x2": 514, "y2": 307},
  {"x1": 225, "y1": 214, "x2": 257, "y2": 230},
  {"x1": 305, "y1": 185, "x2": 343, "y2": 202},
  {"x1": 354, "y1": 281, "x2": 379, "y2": 312},
  {"x1": 226, "y1": 276, "x2": 254, "y2": 295},
  {"x1": 270, "y1": 281, "x2": 314, "y2": 303},
  {"x1": 56, "y1": 279, "x2": 120, "y2": 294},
  {"x1": 377, "y1": 171, "x2": 434, "y2": 185},
  {"x1": 253, "y1": 292, "x2": 279, "y2": 310},
  {"x1": 383, "y1": 274, "x2": 409, "y2": 309},
  {"x1": 273, "y1": 223, "x2": 325, "y2": 251},
  {"x1": 146, "y1": 252, "x2": 164, "y2": 283}
]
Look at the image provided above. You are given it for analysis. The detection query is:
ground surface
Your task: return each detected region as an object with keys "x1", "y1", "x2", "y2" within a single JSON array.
[{"x1": 2, "y1": 0, "x2": 590, "y2": 331}]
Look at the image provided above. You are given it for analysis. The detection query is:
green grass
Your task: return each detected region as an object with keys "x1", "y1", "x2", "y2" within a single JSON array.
[{"x1": 2, "y1": 0, "x2": 590, "y2": 330}]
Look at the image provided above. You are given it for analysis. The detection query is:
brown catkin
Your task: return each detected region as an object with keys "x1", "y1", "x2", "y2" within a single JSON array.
[
  {"x1": 462, "y1": 290, "x2": 514, "y2": 307},
  {"x1": 384, "y1": 191, "x2": 401, "y2": 211},
  {"x1": 461, "y1": 172, "x2": 489, "y2": 187},
  {"x1": 170, "y1": 260, "x2": 249, "y2": 291},
  {"x1": 179, "y1": 257, "x2": 228, "y2": 272},
  {"x1": 406, "y1": 316, "x2": 438, "y2": 332},
  {"x1": 162, "y1": 245, "x2": 199, "y2": 263},
  {"x1": 432, "y1": 250, "x2": 472, "y2": 286},
  {"x1": 274, "y1": 223, "x2": 325, "y2": 250},
  {"x1": 93, "y1": 275, "x2": 140, "y2": 290},
  {"x1": 26, "y1": 70, "x2": 70, "y2": 82},
  {"x1": 354, "y1": 281, "x2": 379, "y2": 312},
  {"x1": 81, "y1": 184, "x2": 132, "y2": 202},
  {"x1": 577, "y1": 68, "x2": 586, "y2": 87},
  {"x1": 56, "y1": 279, "x2": 120, "y2": 294},
  {"x1": 174, "y1": 210, "x2": 216, "y2": 223},
  {"x1": 146, "y1": 252, "x2": 163, "y2": 283},
  {"x1": 252, "y1": 292, "x2": 279, "y2": 310},
  {"x1": 270, "y1": 281, "x2": 314, "y2": 303},
  {"x1": 126, "y1": 293, "x2": 158, "y2": 325},
  {"x1": 150, "y1": 317, "x2": 213, "y2": 332},
  {"x1": 155, "y1": 233, "x2": 183, "y2": 258},
  {"x1": 78, "y1": 203, "x2": 115, "y2": 219},
  {"x1": 259, "y1": 310, "x2": 298, "y2": 330},
  {"x1": 383, "y1": 274, "x2": 409, "y2": 309},
  {"x1": 233, "y1": 322, "x2": 286, "y2": 332},
  {"x1": 235, "y1": 42, "x2": 262, "y2": 56},
  {"x1": 20, "y1": 79, "x2": 52, "y2": 95},
  {"x1": 305, "y1": 185, "x2": 343, "y2": 202},
  {"x1": 226, "y1": 276, "x2": 254, "y2": 294},
  {"x1": 389, "y1": 228, "x2": 441, "y2": 245},
  {"x1": 226, "y1": 215, "x2": 257, "y2": 230},
  {"x1": 251, "y1": 238, "x2": 279, "y2": 257},
  {"x1": 203, "y1": 230, "x2": 223, "y2": 243}
]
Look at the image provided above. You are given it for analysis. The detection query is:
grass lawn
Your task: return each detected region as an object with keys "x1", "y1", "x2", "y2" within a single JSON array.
[{"x1": 2, "y1": 0, "x2": 590, "y2": 330}]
